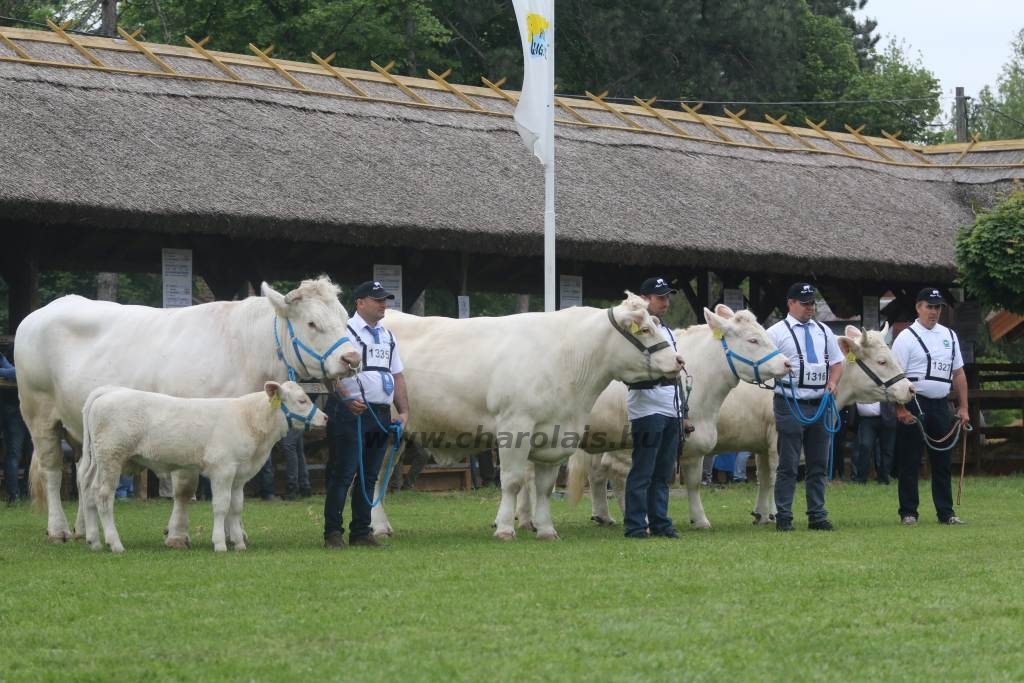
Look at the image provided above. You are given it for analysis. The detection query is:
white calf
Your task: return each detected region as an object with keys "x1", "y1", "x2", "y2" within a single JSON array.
[{"x1": 79, "y1": 381, "x2": 325, "y2": 553}]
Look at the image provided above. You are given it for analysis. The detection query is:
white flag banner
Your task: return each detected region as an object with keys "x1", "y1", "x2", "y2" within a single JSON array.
[{"x1": 512, "y1": 0, "x2": 554, "y2": 165}]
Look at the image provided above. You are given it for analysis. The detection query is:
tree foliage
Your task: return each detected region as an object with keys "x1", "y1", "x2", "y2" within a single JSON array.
[
  {"x1": 970, "y1": 29, "x2": 1024, "y2": 141},
  {"x1": 955, "y1": 190, "x2": 1024, "y2": 315}
]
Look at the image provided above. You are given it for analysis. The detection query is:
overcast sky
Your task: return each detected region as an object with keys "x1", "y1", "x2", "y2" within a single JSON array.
[{"x1": 856, "y1": 0, "x2": 1024, "y2": 106}]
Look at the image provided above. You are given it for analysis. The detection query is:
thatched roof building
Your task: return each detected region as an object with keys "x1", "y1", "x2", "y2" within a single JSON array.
[{"x1": 2, "y1": 25, "x2": 1023, "y2": 313}]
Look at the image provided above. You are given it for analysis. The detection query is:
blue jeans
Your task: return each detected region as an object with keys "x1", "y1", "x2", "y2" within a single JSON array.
[
  {"x1": 323, "y1": 403, "x2": 391, "y2": 539},
  {"x1": 624, "y1": 413, "x2": 679, "y2": 537},
  {"x1": 856, "y1": 416, "x2": 896, "y2": 483},
  {"x1": 2, "y1": 402, "x2": 30, "y2": 500},
  {"x1": 774, "y1": 395, "x2": 830, "y2": 524}
]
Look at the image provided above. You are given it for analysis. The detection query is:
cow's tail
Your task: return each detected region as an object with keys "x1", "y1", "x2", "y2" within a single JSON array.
[
  {"x1": 29, "y1": 451, "x2": 45, "y2": 510},
  {"x1": 566, "y1": 449, "x2": 587, "y2": 508},
  {"x1": 79, "y1": 386, "x2": 113, "y2": 496}
]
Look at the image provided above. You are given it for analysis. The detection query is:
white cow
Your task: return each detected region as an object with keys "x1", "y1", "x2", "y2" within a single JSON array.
[
  {"x1": 15, "y1": 276, "x2": 360, "y2": 545},
  {"x1": 371, "y1": 293, "x2": 684, "y2": 540},
  {"x1": 565, "y1": 305, "x2": 791, "y2": 528},
  {"x1": 79, "y1": 381, "x2": 326, "y2": 553},
  {"x1": 572, "y1": 324, "x2": 914, "y2": 526}
]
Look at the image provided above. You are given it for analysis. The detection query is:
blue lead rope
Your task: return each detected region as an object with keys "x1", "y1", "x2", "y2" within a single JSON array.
[
  {"x1": 780, "y1": 381, "x2": 842, "y2": 478},
  {"x1": 341, "y1": 395, "x2": 404, "y2": 508}
]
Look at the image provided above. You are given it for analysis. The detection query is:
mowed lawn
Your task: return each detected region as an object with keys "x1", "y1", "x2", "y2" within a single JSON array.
[{"x1": 1, "y1": 477, "x2": 1022, "y2": 682}]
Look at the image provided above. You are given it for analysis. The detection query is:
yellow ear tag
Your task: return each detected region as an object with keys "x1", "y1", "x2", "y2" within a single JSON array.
[
  {"x1": 712, "y1": 328, "x2": 724, "y2": 340},
  {"x1": 629, "y1": 322, "x2": 641, "y2": 335},
  {"x1": 270, "y1": 394, "x2": 282, "y2": 410},
  {"x1": 846, "y1": 352, "x2": 857, "y2": 363}
]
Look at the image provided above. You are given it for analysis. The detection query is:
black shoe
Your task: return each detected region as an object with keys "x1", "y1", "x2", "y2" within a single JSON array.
[
  {"x1": 776, "y1": 520, "x2": 795, "y2": 532},
  {"x1": 652, "y1": 527, "x2": 680, "y2": 539},
  {"x1": 624, "y1": 530, "x2": 650, "y2": 539},
  {"x1": 349, "y1": 533, "x2": 382, "y2": 548},
  {"x1": 808, "y1": 519, "x2": 835, "y2": 531},
  {"x1": 324, "y1": 531, "x2": 346, "y2": 549}
]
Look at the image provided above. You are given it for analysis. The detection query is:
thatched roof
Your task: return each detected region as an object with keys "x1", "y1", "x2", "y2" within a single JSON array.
[{"x1": 1, "y1": 26, "x2": 1022, "y2": 283}]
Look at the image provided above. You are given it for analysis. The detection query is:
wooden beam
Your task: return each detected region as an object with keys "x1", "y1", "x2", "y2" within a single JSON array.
[
  {"x1": 954, "y1": 134, "x2": 981, "y2": 165},
  {"x1": 311, "y1": 51, "x2": 368, "y2": 97},
  {"x1": 46, "y1": 18, "x2": 105, "y2": 67},
  {"x1": 679, "y1": 102, "x2": 732, "y2": 142},
  {"x1": 248, "y1": 43, "x2": 308, "y2": 90},
  {"x1": 764, "y1": 113, "x2": 816, "y2": 149},
  {"x1": 555, "y1": 95, "x2": 589, "y2": 122},
  {"x1": 185, "y1": 35, "x2": 241, "y2": 80},
  {"x1": 116, "y1": 25, "x2": 175, "y2": 74},
  {"x1": 427, "y1": 67, "x2": 483, "y2": 110},
  {"x1": 0, "y1": 30, "x2": 31, "y2": 60},
  {"x1": 584, "y1": 90, "x2": 641, "y2": 128},
  {"x1": 723, "y1": 107, "x2": 775, "y2": 147},
  {"x1": 632, "y1": 96, "x2": 693, "y2": 138},
  {"x1": 880, "y1": 129, "x2": 932, "y2": 164},
  {"x1": 369, "y1": 60, "x2": 428, "y2": 104},
  {"x1": 481, "y1": 76, "x2": 517, "y2": 104},
  {"x1": 843, "y1": 123, "x2": 894, "y2": 162},
  {"x1": 803, "y1": 117, "x2": 859, "y2": 157}
]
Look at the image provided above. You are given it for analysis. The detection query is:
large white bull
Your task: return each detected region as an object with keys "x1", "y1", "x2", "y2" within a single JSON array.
[
  {"x1": 372, "y1": 293, "x2": 684, "y2": 540},
  {"x1": 565, "y1": 305, "x2": 791, "y2": 528},
  {"x1": 572, "y1": 324, "x2": 914, "y2": 526},
  {"x1": 15, "y1": 276, "x2": 360, "y2": 544}
]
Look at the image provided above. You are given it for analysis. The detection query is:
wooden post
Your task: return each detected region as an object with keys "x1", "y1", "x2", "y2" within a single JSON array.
[
  {"x1": 515, "y1": 294, "x2": 530, "y2": 314},
  {"x1": 955, "y1": 87, "x2": 969, "y2": 143}
]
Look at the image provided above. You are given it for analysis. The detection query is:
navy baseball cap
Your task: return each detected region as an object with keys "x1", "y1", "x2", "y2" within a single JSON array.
[
  {"x1": 916, "y1": 287, "x2": 946, "y2": 305},
  {"x1": 639, "y1": 277, "x2": 677, "y2": 296},
  {"x1": 352, "y1": 280, "x2": 395, "y2": 300},
  {"x1": 787, "y1": 282, "x2": 816, "y2": 303}
]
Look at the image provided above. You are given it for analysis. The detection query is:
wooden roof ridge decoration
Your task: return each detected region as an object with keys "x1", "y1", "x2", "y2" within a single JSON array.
[{"x1": 3, "y1": 23, "x2": 1024, "y2": 170}]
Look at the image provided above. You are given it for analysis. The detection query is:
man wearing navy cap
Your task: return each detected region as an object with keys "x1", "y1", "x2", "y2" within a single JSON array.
[
  {"x1": 323, "y1": 281, "x2": 410, "y2": 548},
  {"x1": 623, "y1": 276, "x2": 683, "y2": 539},
  {"x1": 891, "y1": 287, "x2": 969, "y2": 526},
  {"x1": 766, "y1": 282, "x2": 844, "y2": 532}
]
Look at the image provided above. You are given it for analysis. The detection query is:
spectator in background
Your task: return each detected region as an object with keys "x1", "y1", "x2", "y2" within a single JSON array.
[
  {"x1": 855, "y1": 402, "x2": 898, "y2": 484},
  {"x1": 1, "y1": 350, "x2": 31, "y2": 505},
  {"x1": 280, "y1": 428, "x2": 311, "y2": 500},
  {"x1": 733, "y1": 451, "x2": 751, "y2": 483}
]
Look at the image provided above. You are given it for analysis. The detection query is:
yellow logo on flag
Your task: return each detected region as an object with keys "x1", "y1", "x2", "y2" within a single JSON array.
[{"x1": 526, "y1": 13, "x2": 550, "y2": 42}]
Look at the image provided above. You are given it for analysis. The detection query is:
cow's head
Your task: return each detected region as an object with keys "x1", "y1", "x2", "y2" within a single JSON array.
[
  {"x1": 607, "y1": 292, "x2": 685, "y2": 383},
  {"x1": 836, "y1": 323, "x2": 914, "y2": 405},
  {"x1": 266, "y1": 380, "x2": 329, "y2": 430},
  {"x1": 703, "y1": 304, "x2": 791, "y2": 384},
  {"x1": 263, "y1": 276, "x2": 361, "y2": 379}
]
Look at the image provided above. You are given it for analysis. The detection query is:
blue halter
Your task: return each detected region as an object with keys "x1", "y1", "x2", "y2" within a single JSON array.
[
  {"x1": 280, "y1": 402, "x2": 321, "y2": 433},
  {"x1": 273, "y1": 316, "x2": 350, "y2": 381},
  {"x1": 719, "y1": 336, "x2": 783, "y2": 387}
]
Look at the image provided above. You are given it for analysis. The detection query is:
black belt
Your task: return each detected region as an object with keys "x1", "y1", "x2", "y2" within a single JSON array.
[
  {"x1": 627, "y1": 378, "x2": 677, "y2": 391},
  {"x1": 775, "y1": 394, "x2": 823, "y2": 405}
]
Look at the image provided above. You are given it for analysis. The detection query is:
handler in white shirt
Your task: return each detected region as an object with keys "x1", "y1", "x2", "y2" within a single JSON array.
[
  {"x1": 766, "y1": 282, "x2": 843, "y2": 532},
  {"x1": 891, "y1": 287, "x2": 969, "y2": 526}
]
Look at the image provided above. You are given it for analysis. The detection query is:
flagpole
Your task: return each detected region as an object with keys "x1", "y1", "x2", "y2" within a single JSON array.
[{"x1": 543, "y1": 4, "x2": 556, "y2": 313}]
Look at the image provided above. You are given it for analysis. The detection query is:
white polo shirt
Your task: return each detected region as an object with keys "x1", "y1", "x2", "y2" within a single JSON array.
[
  {"x1": 857, "y1": 402, "x2": 881, "y2": 417},
  {"x1": 891, "y1": 320, "x2": 962, "y2": 400},
  {"x1": 626, "y1": 323, "x2": 681, "y2": 421},
  {"x1": 767, "y1": 314, "x2": 843, "y2": 400},
  {"x1": 338, "y1": 312, "x2": 404, "y2": 405}
]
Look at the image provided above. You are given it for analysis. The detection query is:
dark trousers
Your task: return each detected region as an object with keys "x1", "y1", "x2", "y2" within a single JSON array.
[
  {"x1": 2, "y1": 402, "x2": 30, "y2": 500},
  {"x1": 324, "y1": 403, "x2": 390, "y2": 539},
  {"x1": 855, "y1": 416, "x2": 896, "y2": 483},
  {"x1": 774, "y1": 395, "x2": 830, "y2": 524},
  {"x1": 894, "y1": 396, "x2": 956, "y2": 522},
  {"x1": 624, "y1": 413, "x2": 679, "y2": 537}
]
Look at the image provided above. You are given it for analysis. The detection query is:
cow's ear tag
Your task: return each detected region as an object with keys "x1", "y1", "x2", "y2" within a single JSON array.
[
  {"x1": 629, "y1": 322, "x2": 640, "y2": 335},
  {"x1": 846, "y1": 352, "x2": 857, "y2": 362},
  {"x1": 270, "y1": 394, "x2": 282, "y2": 409},
  {"x1": 712, "y1": 328, "x2": 724, "y2": 340}
]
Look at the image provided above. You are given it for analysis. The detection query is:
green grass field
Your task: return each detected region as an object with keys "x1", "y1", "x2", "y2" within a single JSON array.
[{"x1": 2, "y1": 477, "x2": 1022, "y2": 682}]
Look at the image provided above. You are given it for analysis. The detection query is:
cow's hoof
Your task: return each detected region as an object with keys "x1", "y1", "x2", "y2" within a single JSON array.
[
  {"x1": 165, "y1": 536, "x2": 190, "y2": 549},
  {"x1": 752, "y1": 512, "x2": 772, "y2": 526},
  {"x1": 372, "y1": 525, "x2": 394, "y2": 537},
  {"x1": 536, "y1": 530, "x2": 560, "y2": 541},
  {"x1": 89, "y1": 541, "x2": 103, "y2": 551},
  {"x1": 591, "y1": 515, "x2": 616, "y2": 527},
  {"x1": 47, "y1": 530, "x2": 71, "y2": 543},
  {"x1": 73, "y1": 528, "x2": 86, "y2": 540},
  {"x1": 213, "y1": 545, "x2": 228, "y2": 553},
  {"x1": 690, "y1": 519, "x2": 712, "y2": 530},
  {"x1": 493, "y1": 530, "x2": 516, "y2": 541},
  {"x1": 110, "y1": 544, "x2": 125, "y2": 554}
]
